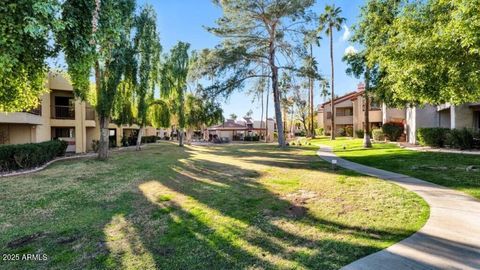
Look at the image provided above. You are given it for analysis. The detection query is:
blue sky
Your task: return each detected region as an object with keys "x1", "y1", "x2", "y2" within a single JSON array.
[{"x1": 141, "y1": 0, "x2": 364, "y2": 120}]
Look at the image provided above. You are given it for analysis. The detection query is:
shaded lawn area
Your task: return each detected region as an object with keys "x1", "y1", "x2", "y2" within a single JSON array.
[
  {"x1": 0, "y1": 142, "x2": 428, "y2": 270},
  {"x1": 311, "y1": 137, "x2": 480, "y2": 200}
]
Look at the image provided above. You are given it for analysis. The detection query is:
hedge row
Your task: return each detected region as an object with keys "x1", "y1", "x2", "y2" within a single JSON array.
[
  {"x1": 0, "y1": 140, "x2": 68, "y2": 172},
  {"x1": 244, "y1": 135, "x2": 260, "y2": 141},
  {"x1": 417, "y1": 128, "x2": 479, "y2": 149},
  {"x1": 141, "y1": 136, "x2": 160, "y2": 144}
]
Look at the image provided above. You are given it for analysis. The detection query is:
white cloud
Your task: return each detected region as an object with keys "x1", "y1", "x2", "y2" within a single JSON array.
[
  {"x1": 342, "y1": 24, "x2": 351, "y2": 41},
  {"x1": 344, "y1": 45, "x2": 357, "y2": 55}
]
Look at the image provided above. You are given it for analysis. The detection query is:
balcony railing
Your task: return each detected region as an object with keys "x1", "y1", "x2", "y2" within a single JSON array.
[
  {"x1": 51, "y1": 105, "x2": 75, "y2": 119},
  {"x1": 22, "y1": 106, "x2": 42, "y2": 116}
]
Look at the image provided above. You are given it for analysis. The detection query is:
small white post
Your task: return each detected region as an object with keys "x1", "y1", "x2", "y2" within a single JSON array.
[{"x1": 332, "y1": 159, "x2": 337, "y2": 170}]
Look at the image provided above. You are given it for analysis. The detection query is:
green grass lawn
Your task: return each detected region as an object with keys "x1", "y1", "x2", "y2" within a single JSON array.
[
  {"x1": 0, "y1": 142, "x2": 428, "y2": 270},
  {"x1": 311, "y1": 137, "x2": 480, "y2": 200}
]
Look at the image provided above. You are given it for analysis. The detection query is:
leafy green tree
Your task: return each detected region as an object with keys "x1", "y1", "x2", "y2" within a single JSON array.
[
  {"x1": 160, "y1": 42, "x2": 190, "y2": 147},
  {"x1": 318, "y1": 79, "x2": 330, "y2": 102},
  {"x1": 193, "y1": 0, "x2": 315, "y2": 148},
  {"x1": 0, "y1": 0, "x2": 62, "y2": 112},
  {"x1": 292, "y1": 87, "x2": 309, "y2": 133},
  {"x1": 229, "y1": 113, "x2": 237, "y2": 121},
  {"x1": 59, "y1": 0, "x2": 135, "y2": 159},
  {"x1": 149, "y1": 99, "x2": 171, "y2": 129},
  {"x1": 133, "y1": 5, "x2": 162, "y2": 150},
  {"x1": 343, "y1": 51, "x2": 372, "y2": 147},
  {"x1": 319, "y1": 4, "x2": 346, "y2": 140},
  {"x1": 185, "y1": 94, "x2": 223, "y2": 143},
  {"x1": 359, "y1": 0, "x2": 480, "y2": 105}
]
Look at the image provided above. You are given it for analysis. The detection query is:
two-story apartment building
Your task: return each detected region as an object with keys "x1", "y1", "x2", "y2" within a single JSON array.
[
  {"x1": 318, "y1": 83, "x2": 406, "y2": 136},
  {"x1": 320, "y1": 84, "x2": 384, "y2": 135},
  {"x1": 0, "y1": 73, "x2": 156, "y2": 153}
]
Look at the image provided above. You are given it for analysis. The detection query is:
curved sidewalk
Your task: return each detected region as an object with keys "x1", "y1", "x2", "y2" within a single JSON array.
[{"x1": 317, "y1": 146, "x2": 480, "y2": 270}]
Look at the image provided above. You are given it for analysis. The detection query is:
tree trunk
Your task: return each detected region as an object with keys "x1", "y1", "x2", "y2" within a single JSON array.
[
  {"x1": 98, "y1": 115, "x2": 110, "y2": 160},
  {"x1": 302, "y1": 117, "x2": 308, "y2": 135},
  {"x1": 186, "y1": 128, "x2": 193, "y2": 144},
  {"x1": 269, "y1": 25, "x2": 285, "y2": 147},
  {"x1": 363, "y1": 69, "x2": 372, "y2": 148},
  {"x1": 309, "y1": 44, "x2": 315, "y2": 138},
  {"x1": 290, "y1": 107, "x2": 294, "y2": 137},
  {"x1": 178, "y1": 128, "x2": 184, "y2": 147},
  {"x1": 95, "y1": 61, "x2": 110, "y2": 160},
  {"x1": 265, "y1": 83, "x2": 270, "y2": 143},
  {"x1": 329, "y1": 28, "x2": 336, "y2": 140},
  {"x1": 136, "y1": 126, "x2": 143, "y2": 151},
  {"x1": 260, "y1": 87, "x2": 264, "y2": 140}
]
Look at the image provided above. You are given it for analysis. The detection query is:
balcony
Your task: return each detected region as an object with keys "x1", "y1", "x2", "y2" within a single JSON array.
[
  {"x1": 23, "y1": 106, "x2": 42, "y2": 116},
  {"x1": 51, "y1": 105, "x2": 75, "y2": 120}
]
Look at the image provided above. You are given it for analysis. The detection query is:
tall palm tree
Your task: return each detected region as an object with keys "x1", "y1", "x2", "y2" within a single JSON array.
[
  {"x1": 302, "y1": 30, "x2": 321, "y2": 138},
  {"x1": 319, "y1": 5, "x2": 346, "y2": 140}
]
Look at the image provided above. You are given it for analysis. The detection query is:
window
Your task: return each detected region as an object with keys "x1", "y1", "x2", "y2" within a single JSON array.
[
  {"x1": 336, "y1": 107, "x2": 353, "y2": 116},
  {"x1": 53, "y1": 128, "x2": 74, "y2": 138}
]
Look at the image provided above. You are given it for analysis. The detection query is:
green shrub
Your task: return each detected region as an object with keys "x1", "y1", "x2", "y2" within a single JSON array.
[
  {"x1": 355, "y1": 130, "x2": 364, "y2": 138},
  {"x1": 91, "y1": 140, "x2": 99, "y2": 153},
  {"x1": 446, "y1": 128, "x2": 474, "y2": 149},
  {"x1": 0, "y1": 140, "x2": 68, "y2": 172},
  {"x1": 417, "y1": 128, "x2": 449, "y2": 147},
  {"x1": 314, "y1": 128, "x2": 324, "y2": 136},
  {"x1": 345, "y1": 126, "x2": 353, "y2": 137},
  {"x1": 382, "y1": 122, "x2": 404, "y2": 141},
  {"x1": 244, "y1": 135, "x2": 260, "y2": 141},
  {"x1": 372, "y1": 129, "x2": 385, "y2": 141},
  {"x1": 141, "y1": 136, "x2": 160, "y2": 144}
]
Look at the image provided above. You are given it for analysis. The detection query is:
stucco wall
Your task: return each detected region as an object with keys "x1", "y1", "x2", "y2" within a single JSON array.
[
  {"x1": 406, "y1": 105, "x2": 438, "y2": 144},
  {"x1": 0, "y1": 124, "x2": 34, "y2": 144},
  {"x1": 438, "y1": 109, "x2": 451, "y2": 128},
  {"x1": 316, "y1": 112, "x2": 324, "y2": 128},
  {"x1": 452, "y1": 104, "x2": 474, "y2": 129}
]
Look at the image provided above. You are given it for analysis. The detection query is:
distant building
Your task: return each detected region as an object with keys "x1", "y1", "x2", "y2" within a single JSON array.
[
  {"x1": 206, "y1": 117, "x2": 275, "y2": 142},
  {"x1": 317, "y1": 83, "x2": 406, "y2": 137}
]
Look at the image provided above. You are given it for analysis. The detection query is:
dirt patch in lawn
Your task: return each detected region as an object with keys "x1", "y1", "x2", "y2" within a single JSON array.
[{"x1": 7, "y1": 232, "x2": 47, "y2": 248}]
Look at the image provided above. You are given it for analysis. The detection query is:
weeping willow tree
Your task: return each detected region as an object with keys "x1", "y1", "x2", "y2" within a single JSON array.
[
  {"x1": 133, "y1": 5, "x2": 161, "y2": 150},
  {"x1": 184, "y1": 94, "x2": 224, "y2": 143},
  {"x1": 58, "y1": 0, "x2": 135, "y2": 159},
  {"x1": 149, "y1": 99, "x2": 171, "y2": 130},
  {"x1": 160, "y1": 42, "x2": 190, "y2": 147}
]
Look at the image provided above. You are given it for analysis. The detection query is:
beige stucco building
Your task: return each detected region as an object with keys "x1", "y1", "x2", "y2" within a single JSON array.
[
  {"x1": 318, "y1": 83, "x2": 406, "y2": 136},
  {"x1": 0, "y1": 73, "x2": 157, "y2": 153},
  {"x1": 405, "y1": 103, "x2": 480, "y2": 144},
  {"x1": 206, "y1": 117, "x2": 275, "y2": 142}
]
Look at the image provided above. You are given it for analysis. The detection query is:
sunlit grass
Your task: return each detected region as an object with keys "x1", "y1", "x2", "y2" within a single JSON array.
[
  {"x1": 0, "y1": 142, "x2": 428, "y2": 269},
  {"x1": 312, "y1": 137, "x2": 480, "y2": 200}
]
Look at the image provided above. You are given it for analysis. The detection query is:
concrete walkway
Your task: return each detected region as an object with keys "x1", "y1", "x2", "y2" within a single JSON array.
[{"x1": 317, "y1": 146, "x2": 480, "y2": 270}]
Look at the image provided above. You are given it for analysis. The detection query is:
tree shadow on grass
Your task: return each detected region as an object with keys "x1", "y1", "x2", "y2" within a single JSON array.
[
  {"x1": 114, "y1": 146, "x2": 422, "y2": 269},
  {"x1": 0, "y1": 143, "x2": 424, "y2": 270}
]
